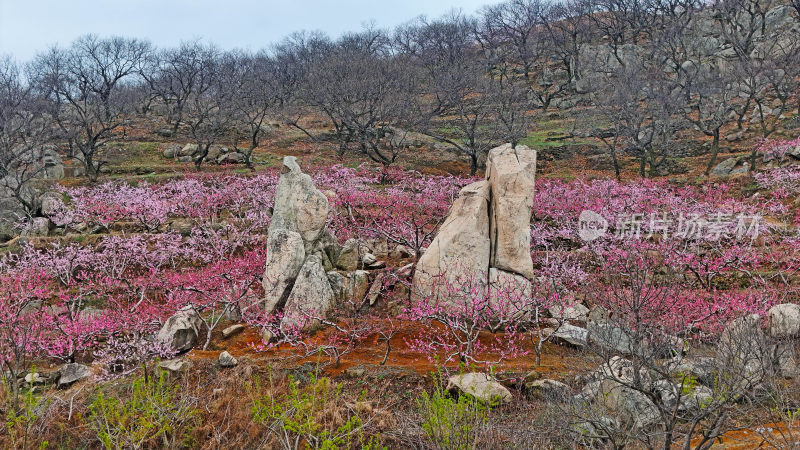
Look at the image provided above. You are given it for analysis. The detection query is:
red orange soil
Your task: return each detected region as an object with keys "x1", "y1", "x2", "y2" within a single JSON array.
[{"x1": 187, "y1": 319, "x2": 591, "y2": 379}]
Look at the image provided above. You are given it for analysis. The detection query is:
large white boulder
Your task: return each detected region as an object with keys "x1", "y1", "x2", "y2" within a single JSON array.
[
  {"x1": 413, "y1": 180, "x2": 491, "y2": 304},
  {"x1": 446, "y1": 372, "x2": 512, "y2": 406}
]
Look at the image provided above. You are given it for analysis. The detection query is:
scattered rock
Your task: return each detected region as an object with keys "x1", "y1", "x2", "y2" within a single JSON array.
[
  {"x1": 57, "y1": 363, "x2": 91, "y2": 387},
  {"x1": 446, "y1": 373, "x2": 512, "y2": 406},
  {"x1": 717, "y1": 314, "x2": 769, "y2": 386},
  {"x1": 156, "y1": 305, "x2": 204, "y2": 352},
  {"x1": 336, "y1": 239, "x2": 360, "y2": 271},
  {"x1": 588, "y1": 322, "x2": 636, "y2": 355},
  {"x1": 21, "y1": 217, "x2": 50, "y2": 237},
  {"x1": 768, "y1": 303, "x2": 800, "y2": 339},
  {"x1": 218, "y1": 152, "x2": 246, "y2": 164},
  {"x1": 159, "y1": 358, "x2": 191, "y2": 373},
  {"x1": 548, "y1": 302, "x2": 590, "y2": 322},
  {"x1": 39, "y1": 192, "x2": 63, "y2": 218},
  {"x1": 551, "y1": 323, "x2": 589, "y2": 347},
  {"x1": 390, "y1": 245, "x2": 413, "y2": 259},
  {"x1": 222, "y1": 324, "x2": 245, "y2": 339},
  {"x1": 168, "y1": 219, "x2": 194, "y2": 236},
  {"x1": 346, "y1": 366, "x2": 366, "y2": 378},
  {"x1": 524, "y1": 379, "x2": 570, "y2": 401},
  {"x1": 178, "y1": 143, "x2": 198, "y2": 157},
  {"x1": 24, "y1": 372, "x2": 46, "y2": 385},
  {"x1": 362, "y1": 253, "x2": 377, "y2": 266},
  {"x1": 367, "y1": 272, "x2": 386, "y2": 305},
  {"x1": 218, "y1": 351, "x2": 238, "y2": 368}
]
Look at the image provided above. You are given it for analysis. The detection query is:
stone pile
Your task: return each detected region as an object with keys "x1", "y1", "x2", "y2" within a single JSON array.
[{"x1": 261, "y1": 156, "x2": 373, "y2": 331}]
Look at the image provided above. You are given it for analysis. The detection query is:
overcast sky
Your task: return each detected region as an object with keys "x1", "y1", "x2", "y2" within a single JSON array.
[{"x1": 0, "y1": 0, "x2": 489, "y2": 62}]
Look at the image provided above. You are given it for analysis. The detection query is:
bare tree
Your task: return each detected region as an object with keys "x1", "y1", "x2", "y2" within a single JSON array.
[
  {"x1": 477, "y1": 0, "x2": 567, "y2": 110},
  {"x1": 682, "y1": 61, "x2": 737, "y2": 175},
  {"x1": 270, "y1": 31, "x2": 332, "y2": 140},
  {"x1": 305, "y1": 29, "x2": 419, "y2": 168},
  {"x1": 397, "y1": 13, "x2": 524, "y2": 174},
  {"x1": 141, "y1": 41, "x2": 215, "y2": 136},
  {"x1": 29, "y1": 35, "x2": 150, "y2": 181},
  {"x1": 543, "y1": 0, "x2": 595, "y2": 85},
  {"x1": 228, "y1": 51, "x2": 279, "y2": 169},
  {"x1": 592, "y1": 61, "x2": 685, "y2": 178}
]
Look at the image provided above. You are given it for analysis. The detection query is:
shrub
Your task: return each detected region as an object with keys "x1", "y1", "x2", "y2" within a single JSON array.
[
  {"x1": 2, "y1": 378, "x2": 49, "y2": 449},
  {"x1": 250, "y1": 370, "x2": 382, "y2": 450},
  {"x1": 416, "y1": 380, "x2": 487, "y2": 450},
  {"x1": 87, "y1": 370, "x2": 197, "y2": 449}
]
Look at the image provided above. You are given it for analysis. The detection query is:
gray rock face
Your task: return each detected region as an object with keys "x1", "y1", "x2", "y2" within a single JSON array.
[
  {"x1": 336, "y1": 239, "x2": 360, "y2": 271},
  {"x1": 40, "y1": 192, "x2": 63, "y2": 218},
  {"x1": 163, "y1": 144, "x2": 180, "y2": 159},
  {"x1": 548, "y1": 302, "x2": 590, "y2": 322},
  {"x1": 711, "y1": 157, "x2": 749, "y2": 177},
  {"x1": 262, "y1": 229, "x2": 306, "y2": 314},
  {"x1": 218, "y1": 152, "x2": 246, "y2": 164},
  {"x1": 21, "y1": 217, "x2": 50, "y2": 237},
  {"x1": 717, "y1": 314, "x2": 769, "y2": 386},
  {"x1": 57, "y1": 363, "x2": 91, "y2": 387},
  {"x1": 268, "y1": 156, "x2": 330, "y2": 248},
  {"x1": 157, "y1": 305, "x2": 204, "y2": 352},
  {"x1": 768, "y1": 303, "x2": 800, "y2": 339},
  {"x1": 524, "y1": 379, "x2": 570, "y2": 401},
  {"x1": 446, "y1": 372, "x2": 512, "y2": 406},
  {"x1": 281, "y1": 255, "x2": 335, "y2": 331},
  {"x1": 179, "y1": 144, "x2": 198, "y2": 157},
  {"x1": 551, "y1": 323, "x2": 589, "y2": 347},
  {"x1": 486, "y1": 143, "x2": 537, "y2": 279}
]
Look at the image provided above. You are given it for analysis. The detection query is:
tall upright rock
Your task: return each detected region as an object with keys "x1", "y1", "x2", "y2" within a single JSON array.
[
  {"x1": 413, "y1": 144, "x2": 537, "y2": 306},
  {"x1": 268, "y1": 156, "x2": 330, "y2": 251},
  {"x1": 486, "y1": 143, "x2": 537, "y2": 280},
  {"x1": 262, "y1": 157, "x2": 338, "y2": 330}
]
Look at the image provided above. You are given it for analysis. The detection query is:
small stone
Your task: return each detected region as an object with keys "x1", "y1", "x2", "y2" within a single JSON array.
[
  {"x1": 523, "y1": 370, "x2": 542, "y2": 383},
  {"x1": 222, "y1": 324, "x2": 245, "y2": 339},
  {"x1": 524, "y1": 379, "x2": 570, "y2": 401},
  {"x1": 260, "y1": 329, "x2": 274, "y2": 344},
  {"x1": 366, "y1": 261, "x2": 386, "y2": 270},
  {"x1": 218, "y1": 351, "x2": 238, "y2": 368},
  {"x1": 57, "y1": 363, "x2": 91, "y2": 387},
  {"x1": 362, "y1": 253, "x2": 377, "y2": 266},
  {"x1": 346, "y1": 366, "x2": 366, "y2": 378},
  {"x1": 159, "y1": 358, "x2": 191, "y2": 373},
  {"x1": 446, "y1": 372, "x2": 512, "y2": 406},
  {"x1": 24, "y1": 372, "x2": 45, "y2": 385}
]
